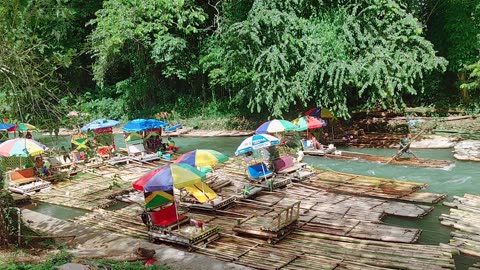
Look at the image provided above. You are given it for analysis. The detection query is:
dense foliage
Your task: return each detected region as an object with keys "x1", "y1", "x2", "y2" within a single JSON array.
[
  {"x1": 203, "y1": 0, "x2": 447, "y2": 118},
  {"x1": 0, "y1": 0, "x2": 479, "y2": 129}
]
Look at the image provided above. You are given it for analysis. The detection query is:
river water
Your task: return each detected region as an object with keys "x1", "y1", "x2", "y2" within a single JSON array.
[{"x1": 31, "y1": 134, "x2": 479, "y2": 268}]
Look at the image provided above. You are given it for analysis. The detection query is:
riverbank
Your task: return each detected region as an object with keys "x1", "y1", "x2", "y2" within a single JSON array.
[{"x1": 9, "y1": 209, "x2": 251, "y2": 270}]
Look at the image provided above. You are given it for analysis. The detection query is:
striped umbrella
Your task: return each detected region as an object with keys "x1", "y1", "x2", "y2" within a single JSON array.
[
  {"x1": 235, "y1": 134, "x2": 280, "y2": 155},
  {"x1": 255, "y1": 119, "x2": 297, "y2": 134},
  {"x1": 293, "y1": 116, "x2": 324, "y2": 131},
  {"x1": 133, "y1": 163, "x2": 206, "y2": 192},
  {"x1": 0, "y1": 138, "x2": 48, "y2": 157},
  {"x1": 174, "y1": 149, "x2": 229, "y2": 167}
]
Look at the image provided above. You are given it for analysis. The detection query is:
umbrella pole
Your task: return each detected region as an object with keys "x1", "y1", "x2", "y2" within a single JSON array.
[{"x1": 174, "y1": 202, "x2": 180, "y2": 230}]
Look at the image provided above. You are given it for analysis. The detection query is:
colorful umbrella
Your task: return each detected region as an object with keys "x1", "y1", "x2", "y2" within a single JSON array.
[
  {"x1": 144, "y1": 190, "x2": 174, "y2": 209},
  {"x1": 255, "y1": 119, "x2": 297, "y2": 134},
  {"x1": 235, "y1": 134, "x2": 280, "y2": 155},
  {"x1": 305, "y1": 107, "x2": 335, "y2": 118},
  {"x1": 80, "y1": 118, "x2": 121, "y2": 131},
  {"x1": 122, "y1": 119, "x2": 168, "y2": 132},
  {"x1": 293, "y1": 116, "x2": 324, "y2": 131},
  {"x1": 0, "y1": 138, "x2": 48, "y2": 157},
  {"x1": 174, "y1": 149, "x2": 229, "y2": 167},
  {"x1": 17, "y1": 123, "x2": 36, "y2": 131},
  {"x1": 133, "y1": 163, "x2": 206, "y2": 192}
]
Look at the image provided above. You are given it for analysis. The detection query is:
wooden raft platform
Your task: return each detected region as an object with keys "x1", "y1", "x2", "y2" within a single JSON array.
[
  {"x1": 70, "y1": 192, "x2": 455, "y2": 269},
  {"x1": 322, "y1": 150, "x2": 453, "y2": 169},
  {"x1": 65, "y1": 161, "x2": 455, "y2": 269},
  {"x1": 72, "y1": 183, "x2": 433, "y2": 244},
  {"x1": 220, "y1": 161, "x2": 447, "y2": 204},
  {"x1": 470, "y1": 263, "x2": 480, "y2": 270},
  {"x1": 441, "y1": 194, "x2": 480, "y2": 257},
  {"x1": 29, "y1": 160, "x2": 171, "y2": 210}
]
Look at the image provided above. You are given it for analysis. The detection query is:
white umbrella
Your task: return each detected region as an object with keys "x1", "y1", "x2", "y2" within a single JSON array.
[{"x1": 235, "y1": 134, "x2": 280, "y2": 156}]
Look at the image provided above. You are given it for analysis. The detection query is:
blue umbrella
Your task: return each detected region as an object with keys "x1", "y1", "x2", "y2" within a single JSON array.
[
  {"x1": 122, "y1": 119, "x2": 168, "y2": 132},
  {"x1": 235, "y1": 134, "x2": 280, "y2": 155},
  {"x1": 0, "y1": 123, "x2": 15, "y2": 131},
  {"x1": 80, "y1": 118, "x2": 121, "y2": 131}
]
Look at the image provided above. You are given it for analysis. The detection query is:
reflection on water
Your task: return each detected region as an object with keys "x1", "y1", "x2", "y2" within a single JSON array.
[{"x1": 33, "y1": 135, "x2": 479, "y2": 268}]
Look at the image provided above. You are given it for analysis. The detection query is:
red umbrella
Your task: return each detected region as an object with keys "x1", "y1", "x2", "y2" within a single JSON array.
[{"x1": 292, "y1": 116, "x2": 323, "y2": 131}]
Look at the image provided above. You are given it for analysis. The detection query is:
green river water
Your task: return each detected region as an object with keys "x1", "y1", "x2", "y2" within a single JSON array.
[{"x1": 29, "y1": 134, "x2": 480, "y2": 269}]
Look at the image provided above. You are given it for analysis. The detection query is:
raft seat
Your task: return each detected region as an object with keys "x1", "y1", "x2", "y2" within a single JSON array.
[
  {"x1": 8, "y1": 168, "x2": 37, "y2": 184},
  {"x1": 183, "y1": 183, "x2": 235, "y2": 210},
  {"x1": 273, "y1": 156, "x2": 300, "y2": 174},
  {"x1": 150, "y1": 204, "x2": 187, "y2": 228},
  {"x1": 247, "y1": 163, "x2": 274, "y2": 180}
]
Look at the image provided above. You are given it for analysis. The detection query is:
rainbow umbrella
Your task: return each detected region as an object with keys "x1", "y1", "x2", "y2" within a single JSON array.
[
  {"x1": 174, "y1": 149, "x2": 229, "y2": 167},
  {"x1": 133, "y1": 163, "x2": 206, "y2": 192},
  {"x1": 293, "y1": 116, "x2": 324, "y2": 131},
  {"x1": 255, "y1": 119, "x2": 297, "y2": 134},
  {"x1": 0, "y1": 138, "x2": 48, "y2": 157}
]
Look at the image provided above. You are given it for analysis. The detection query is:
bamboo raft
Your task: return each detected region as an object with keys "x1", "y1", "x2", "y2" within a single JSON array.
[
  {"x1": 315, "y1": 150, "x2": 453, "y2": 169},
  {"x1": 220, "y1": 160, "x2": 447, "y2": 204},
  {"x1": 30, "y1": 160, "x2": 170, "y2": 210},
  {"x1": 61, "y1": 159, "x2": 455, "y2": 269},
  {"x1": 441, "y1": 194, "x2": 480, "y2": 257},
  {"x1": 470, "y1": 263, "x2": 480, "y2": 270}
]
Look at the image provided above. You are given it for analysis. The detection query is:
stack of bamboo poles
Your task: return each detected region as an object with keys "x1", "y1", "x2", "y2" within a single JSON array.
[{"x1": 441, "y1": 194, "x2": 480, "y2": 257}]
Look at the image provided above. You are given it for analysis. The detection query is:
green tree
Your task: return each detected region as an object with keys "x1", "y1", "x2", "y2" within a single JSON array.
[
  {"x1": 202, "y1": 0, "x2": 447, "y2": 118},
  {"x1": 88, "y1": 0, "x2": 208, "y2": 117},
  {"x1": 0, "y1": 0, "x2": 77, "y2": 126},
  {"x1": 459, "y1": 3, "x2": 480, "y2": 100}
]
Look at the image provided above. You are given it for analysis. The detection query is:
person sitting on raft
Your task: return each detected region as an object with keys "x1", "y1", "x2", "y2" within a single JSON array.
[
  {"x1": 398, "y1": 134, "x2": 418, "y2": 159},
  {"x1": 34, "y1": 156, "x2": 50, "y2": 176},
  {"x1": 308, "y1": 134, "x2": 323, "y2": 150}
]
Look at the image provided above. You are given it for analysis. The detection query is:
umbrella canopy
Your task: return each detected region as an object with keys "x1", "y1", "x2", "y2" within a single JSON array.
[
  {"x1": 0, "y1": 123, "x2": 15, "y2": 131},
  {"x1": 122, "y1": 119, "x2": 169, "y2": 132},
  {"x1": 133, "y1": 163, "x2": 206, "y2": 192},
  {"x1": 235, "y1": 134, "x2": 280, "y2": 155},
  {"x1": 80, "y1": 118, "x2": 121, "y2": 132},
  {"x1": 0, "y1": 138, "x2": 48, "y2": 157},
  {"x1": 174, "y1": 149, "x2": 229, "y2": 167},
  {"x1": 293, "y1": 116, "x2": 324, "y2": 131},
  {"x1": 255, "y1": 119, "x2": 297, "y2": 134},
  {"x1": 17, "y1": 123, "x2": 36, "y2": 131}
]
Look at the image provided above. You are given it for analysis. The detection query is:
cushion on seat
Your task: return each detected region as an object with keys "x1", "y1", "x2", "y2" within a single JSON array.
[
  {"x1": 273, "y1": 156, "x2": 296, "y2": 172},
  {"x1": 150, "y1": 204, "x2": 186, "y2": 227},
  {"x1": 247, "y1": 163, "x2": 273, "y2": 179}
]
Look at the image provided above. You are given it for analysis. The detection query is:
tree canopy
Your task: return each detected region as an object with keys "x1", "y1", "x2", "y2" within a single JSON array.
[{"x1": 0, "y1": 0, "x2": 478, "y2": 129}]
